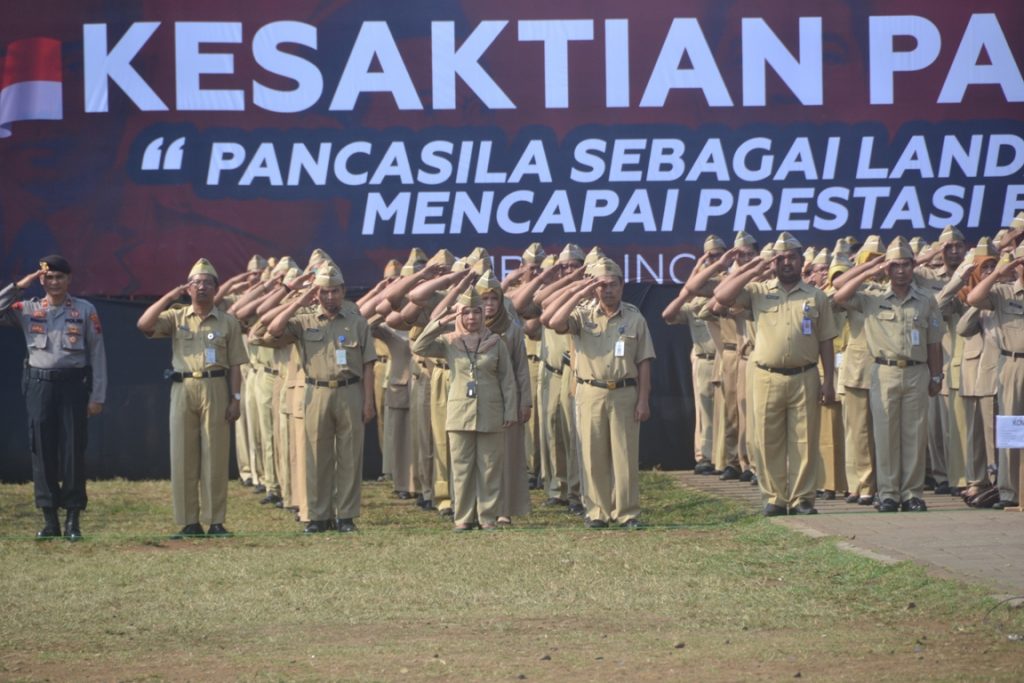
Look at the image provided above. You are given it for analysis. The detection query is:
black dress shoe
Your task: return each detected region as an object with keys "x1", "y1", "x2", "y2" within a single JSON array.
[
  {"x1": 619, "y1": 519, "x2": 642, "y2": 529},
  {"x1": 439, "y1": 507, "x2": 454, "y2": 518},
  {"x1": 845, "y1": 493, "x2": 860, "y2": 504},
  {"x1": 335, "y1": 518, "x2": 357, "y2": 532},
  {"x1": 585, "y1": 518, "x2": 609, "y2": 529},
  {"x1": 304, "y1": 520, "x2": 328, "y2": 533},
  {"x1": 241, "y1": 478, "x2": 253, "y2": 487},
  {"x1": 949, "y1": 487, "x2": 963, "y2": 497},
  {"x1": 693, "y1": 460, "x2": 715, "y2": 475},
  {"x1": 789, "y1": 501, "x2": 818, "y2": 515},
  {"x1": 260, "y1": 493, "x2": 283, "y2": 506},
  {"x1": 253, "y1": 484, "x2": 267, "y2": 494},
  {"x1": 857, "y1": 496, "x2": 874, "y2": 506},
  {"x1": 992, "y1": 500, "x2": 1020, "y2": 510},
  {"x1": 64, "y1": 509, "x2": 82, "y2": 541},
  {"x1": 821, "y1": 490, "x2": 836, "y2": 501},
  {"x1": 543, "y1": 497, "x2": 568, "y2": 507},
  {"x1": 739, "y1": 469, "x2": 754, "y2": 482},
  {"x1": 36, "y1": 507, "x2": 61, "y2": 540},
  {"x1": 924, "y1": 476, "x2": 937, "y2": 491},
  {"x1": 900, "y1": 498, "x2": 928, "y2": 512},
  {"x1": 750, "y1": 474, "x2": 759, "y2": 486},
  {"x1": 274, "y1": 500, "x2": 284, "y2": 509},
  {"x1": 207, "y1": 523, "x2": 232, "y2": 536},
  {"x1": 421, "y1": 500, "x2": 437, "y2": 511},
  {"x1": 933, "y1": 482, "x2": 950, "y2": 495},
  {"x1": 719, "y1": 466, "x2": 741, "y2": 481},
  {"x1": 877, "y1": 498, "x2": 899, "y2": 513},
  {"x1": 567, "y1": 502, "x2": 586, "y2": 516},
  {"x1": 173, "y1": 523, "x2": 205, "y2": 538},
  {"x1": 762, "y1": 504, "x2": 788, "y2": 517}
]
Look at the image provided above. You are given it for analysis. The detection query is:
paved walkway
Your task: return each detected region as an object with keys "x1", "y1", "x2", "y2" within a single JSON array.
[{"x1": 671, "y1": 471, "x2": 1024, "y2": 598}]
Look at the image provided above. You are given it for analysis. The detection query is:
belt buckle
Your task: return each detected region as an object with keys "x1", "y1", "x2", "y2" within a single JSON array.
[
  {"x1": 191, "y1": 371, "x2": 203, "y2": 379},
  {"x1": 896, "y1": 360, "x2": 908, "y2": 369},
  {"x1": 327, "y1": 379, "x2": 339, "y2": 389},
  {"x1": 606, "y1": 380, "x2": 617, "y2": 390}
]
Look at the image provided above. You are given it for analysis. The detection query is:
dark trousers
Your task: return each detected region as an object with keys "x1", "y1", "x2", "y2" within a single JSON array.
[{"x1": 23, "y1": 368, "x2": 89, "y2": 510}]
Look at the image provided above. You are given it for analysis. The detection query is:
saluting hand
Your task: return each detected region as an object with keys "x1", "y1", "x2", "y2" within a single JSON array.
[{"x1": 16, "y1": 269, "x2": 44, "y2": 290}]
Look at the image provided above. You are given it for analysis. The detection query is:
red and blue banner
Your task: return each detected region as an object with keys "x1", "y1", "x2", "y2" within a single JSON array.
[{"x1": 2, "y1": 0, "x2": 1023, "y2": 295}]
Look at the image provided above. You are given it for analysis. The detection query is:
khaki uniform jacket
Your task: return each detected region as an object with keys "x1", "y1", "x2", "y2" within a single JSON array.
[
  {"x1": 956, "y1": 306, "x2": 1001, "y2": 397},
  {"x1": 734, "y1": 279, "x2": 838, "y2": 368},
  {"x1": 665, "y1": 297, "x2": 716, "y2": 356},
  {"x1": 564, "y1": 302, "x2": 656, "y2": 382},
  {"x1": 277, "y1": 301, "x2": 376, "y2": 382},
  {"x1": 149, "y1": 305, "x2": 247, "y2": 371},
  {"x1": 412, "y1": 318, "x2": 518, "y2": 432},
  {"x1": 840, "y1": 285, "x2": 943, "y2": 362},
  {"x1": 975, "y1": 281, "x2": 1024, "y2": 354}
]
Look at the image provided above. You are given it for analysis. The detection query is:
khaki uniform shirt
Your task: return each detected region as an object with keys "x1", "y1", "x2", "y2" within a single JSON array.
[
  {"x1": 666, "y1": 297, "x2": 716, "y2": 356},
  {"x1": 841, "y1": 284, "x2": 943, "y2": 362},
  {"x1": 150, "y1": 305, "x2": 247, "y2": 372},
  {"x1": 734, "y1": 279, "x2": 838, "y2": 368},
  {"x1": 279, "y1": 301, "x2": 376, "y2": 382},
  {"x1": 975, "y1": 281, "x2": 1024, "y2": 353},
  {"x1": 564, "y1": 302, "x2": 656, "y2": 382},
  {"x1": 412, "y1": 319, "x2": 518, "y2": 432}
]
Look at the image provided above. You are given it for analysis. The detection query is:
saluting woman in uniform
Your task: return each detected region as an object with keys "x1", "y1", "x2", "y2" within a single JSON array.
[{"x1": 412, "y1": 288, "x2": 518, "y2": 531}]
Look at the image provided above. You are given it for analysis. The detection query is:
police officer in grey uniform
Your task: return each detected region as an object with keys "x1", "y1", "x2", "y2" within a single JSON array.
[{"x1": 1, "y1": 255, "x2": 107, "y2": 540}]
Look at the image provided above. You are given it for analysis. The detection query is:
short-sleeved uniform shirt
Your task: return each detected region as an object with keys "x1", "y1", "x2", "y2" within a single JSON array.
[
  {"x1": 564, "y1": 302, "x2": 655, "y2": 381},
  {"x1": 149, "y1": 305, "x2": 247, "y2": 371},
  {"x1": 733, "y1": 279, "x2": 838, "y2": 368},
  {"x1": 840, "y1": 284, "x2": 942, "y2": 362},
  {"x1": 279, "y1": 300, "x2": 376, "y2": 382},
  {"x1": 666, "y1": 296, "x2": 716, "y2": 356}
]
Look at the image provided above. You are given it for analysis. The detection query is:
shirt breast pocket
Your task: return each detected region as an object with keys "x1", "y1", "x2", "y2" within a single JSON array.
[
  {"x1": 754, "y1": 303, "x2": 780, "y2": 326},
  {"x1": 30, "y1": 334, "x2": 48, "y2": 349},
  {"x1": 1001, "y1": 302, "x2": 1024, "y2": 328},
  {"x1": 303, "y1": 328, "x2": 325, "y2": 342}
]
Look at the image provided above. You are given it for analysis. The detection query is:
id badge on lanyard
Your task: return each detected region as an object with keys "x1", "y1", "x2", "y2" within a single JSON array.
[
  {"x1": 336, "y1": 335, "x2": 348, "y2": 366},
  {"x1": 801, "y1": 303, "x2": 813, "y2": 336},
  {"x1": 204, "y1": 331, "x2": 217, "y2": 365}
]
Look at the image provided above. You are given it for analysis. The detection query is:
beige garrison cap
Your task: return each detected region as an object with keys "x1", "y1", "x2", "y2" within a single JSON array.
[
  {"x1": 734, "y1": 230, "x2": 757, "y2": 248},
  {"x1": 584, "y1": 246, "x2": 605, "y2": 267},
  {"x1": 522, "y1": 242, "x2": 545, "y2": 265},
  {"x1": 189, "y1": 258, "x2": 218, "y2": 280},
  {"x1": 558, "y1": 243, "x2": 585, "y2": 263},
  {"x1": 587, "y1": 257, "x2": 624, "y2": 279},
  {"x1": 474, "y1": 270, "x2": 502, "y2": 295},
  {"x1": 885, "y1": 236, "x2": 914, "y2": 261},
  {"x1": 774, "y1": 231, "x2": 803, "y2": 252},
  {"x1": 704, "y1": 235, "x2": 727, "y2": 254},
  {"x1": 938, "y1": 225, "x2": 965, "y2": 243},
  {"x1": 457, "y1": 287, "x2": 483, "y2": 309},
  {"x1": 383, "y1": 259, "x2": 402, "y2": 278},
  {"x1": 314, "y1": 263, "x2": 345, "y2": 288}
]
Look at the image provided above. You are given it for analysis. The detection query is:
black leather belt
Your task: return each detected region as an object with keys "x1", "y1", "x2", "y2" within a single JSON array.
[
  {"x1": 1001, "y1": 350, "x2": 1024, "y2": 360},
  {"x1": 874, "y1": 358, "x2": 923, "y2": 368},
  {"x1": 755, "y1": 362, "x2": 816, "y2": 376},
  {"x1": 27, "y1": 366, "x2": 89, "y2": 382},
  {"x1": 695, "y1": 353, "x2": 715, "y2": 360},
  {"x1": 306, "y1": 377, "x2": 360, "y2": 388},
  {"x1": 167, "y1": 369, "x2": 227, "y2": 382},
  {"x1": 527, "y1": 354, "x2": 541, "y2": 362},
  {"x1": 578, "y1": 377, "x2": 637, "y2": 390},
  {"x1": 262, "y1": 366, "x2": 280, "y2": 376},
  {"x1": 562, "y1": 352, "x2": 571, "y2": 366},
  {"x1": 543, "y1": 361, "x2": 564, "y2": 376},
  {"x1": 723, "y1": 343, "x2": 738, "y2": 351}
]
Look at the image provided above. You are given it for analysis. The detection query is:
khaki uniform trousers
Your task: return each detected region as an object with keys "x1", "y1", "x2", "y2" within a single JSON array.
[
  {"x1": 537, "y1": 365, "x2": 568, "y2": 499},
  {"x1": 235, "y1": 364, "x2": 253, "y2": 481},
  {"x1": 560, "y1": 369, "x2": 582, "y2": 504},
  {"x1": 275, "y1": 375, "x2": 292, "y2": 505},
  {"x1": 374, "y1": 360, "x2": 389, "y2": 477},
  {"x1": 819, "y1": 400, "x2": 846, "y2": 493},
  {"x1": 244, "y1": 368, "x2": 264, "y2": 486},
  {"x1": 963, "y1": 395, "x2": 995, "y2": 487},
  {"x1": 997, "y1": 359, "x2": 1023, "y2": 503},
  {"x1": 842, "y1": 387, "x2": 876, "y2": 497},
  {"x1": 304, "y1": 383, "x2": 364, "y2": 521},
  {"x1": 737, "y1": 356, "x2": 750, "y2": 471},
  {"x1": 576, "y1": 383, "x2": 640, "y2": 524},
  {"x1": 926, "y1": 394, "x2": 950, "y2": 485},
  {"x1": 750, "y1": 366, "x2": 822, "y2": 508},
  {"x1": 744, "y1": 359, "x2": 759, "y2": 474},
  {"x1": 526, "y1": 357, "x2": 542, "y2": 477},
  {"x1": 712, "y1": 350, "x2": 741, "y2": 471},
  {"x1": 429, "y1": 366, "x2": 453, "y2": 509},
  {"x1": 385, "y1": 404, "x2": 416, "y2": 494},
  {"x1": 947, "y1": 390, "x2": 967, "y2": 488},
  {"x1": 870, "y1": 364, "x2": 929, "y2": 502},
  {"x1": 410, "y1": 369, "x2": 434, "y2": 501},
  {"x1": 169, "y1": 378, "x2": 230, "y2": 526},
  {"x1": 692, "y1": 355, "x2": 715, "y2": 464},
  {"x1": 448, "y1": 430, "x2": 503, "y2": 527},
  {"x1": 288, "y1": 380, "x2": 308, "y2": 519},
  {"x1": 254, "y1": 369, "x2": 280, "y2": 495}
]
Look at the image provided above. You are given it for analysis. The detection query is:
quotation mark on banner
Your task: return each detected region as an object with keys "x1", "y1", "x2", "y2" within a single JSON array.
[
  {"x1": 141, "y1": 136, "x2": 186, "y2": 171},
  {"x1": 0, "y1": 37, "x2": 63, "y2": 138}
]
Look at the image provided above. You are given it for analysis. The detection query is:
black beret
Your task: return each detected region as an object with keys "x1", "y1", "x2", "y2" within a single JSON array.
[{"x1": 40, "y1": 255, "x2": 72, "y2": 274}]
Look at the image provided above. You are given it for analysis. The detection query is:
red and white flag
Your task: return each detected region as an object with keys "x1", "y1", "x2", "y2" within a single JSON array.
[{"x1": 0, "y1": 37, "x2": 62, "y2": 138}]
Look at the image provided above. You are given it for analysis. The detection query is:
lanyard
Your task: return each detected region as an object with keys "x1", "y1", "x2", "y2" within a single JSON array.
[{"x1": 460, "y1": 337, "x2": 482, "y2": 379}]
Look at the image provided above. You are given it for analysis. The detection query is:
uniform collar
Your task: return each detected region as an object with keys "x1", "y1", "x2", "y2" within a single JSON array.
[
  {"x1": 187, "y1": 305, "x2": 223, "y2": 322},
  {"x1": 769, "y1": 278, "x2": 814, "y2": 296},
  {"x1": 596, "y1": 304, "x2": 623, "y2": 320}
]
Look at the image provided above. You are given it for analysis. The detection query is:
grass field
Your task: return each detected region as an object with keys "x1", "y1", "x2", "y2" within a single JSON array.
[{"x1": 0, "y1": 473, "x2": 1022, "y2": 682}]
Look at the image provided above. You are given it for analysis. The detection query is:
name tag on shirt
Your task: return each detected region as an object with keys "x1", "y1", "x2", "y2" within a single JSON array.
[
  {"x1": 802, "y1": 319, "x2": 813, "y2": 336},
  {"x1": 614, "y1": 340, "x2": 625, "y2": 357},
  {"x1": 911, "y1": 329, "x2": 920, "y2": 346},
  {"x1": 204, "y1": 347, "x2": 217, "y2": 365},
  {"x1": 336, "y1": 348, "x2": 348, "y2": 366}
]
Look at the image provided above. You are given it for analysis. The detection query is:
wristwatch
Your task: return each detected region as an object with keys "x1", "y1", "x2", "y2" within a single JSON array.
[
  {"x1": 930, "y1": 374, "x2": 944, "y2": 383},
  {"x1": 233, "y1": 392, "x2": 242, "y2": 401}
]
